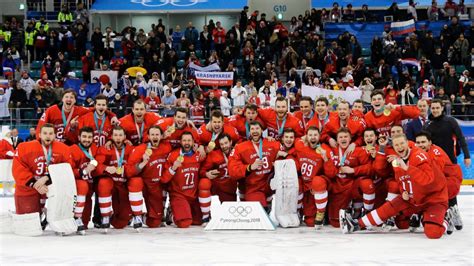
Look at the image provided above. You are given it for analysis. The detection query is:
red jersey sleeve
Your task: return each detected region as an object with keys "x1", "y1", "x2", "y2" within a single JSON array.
[
  {"x1": 228, "y1": 143, "x2": 248, "y2": 180},
  {"x1": 353, "y1": 148, "x2": 373, "y2": 177},
  {"x1": 12, "y1": 143, "x2": 35, "y2": 187},
  {"x1": 321, "y1": 144, "x2": 338, "y2": 179},
  {"x1": 125, "y1": 144, "x2": 146, "y2": 178}
]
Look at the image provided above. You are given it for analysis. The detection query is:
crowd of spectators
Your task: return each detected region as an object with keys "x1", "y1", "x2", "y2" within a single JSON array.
[{"x1": 0, "y1": 1, "x2": 473, "y2": 125}]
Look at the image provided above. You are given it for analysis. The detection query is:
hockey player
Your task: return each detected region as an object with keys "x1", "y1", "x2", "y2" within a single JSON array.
[
  {"x1": 415, "y1": 131, "x2": 463, "y2": 231},
  {"x1": 156, "y1": 107, "x2": 200, "y2": 149},
  {"x1": 77, "y1": 94, "x2": 114, "y2": 147},
  {"x1": 306, "y1": 97, "x2": 336, "y2": 133},
  {"x1": 293, "y1": 126, "x2": 337, "y2": 227},
  {"x1": 312, "y1": 128, "x2": 374, "y2": 228},
  {"x1": 118, "y1": 99, "x2": 161, "y2": 146},
  {"x1": 162, "y1": 132, "x2": 204, "y2": 228},
  {"x1": 96, "y1": 126, "x2": 143, "y2": 231},
  {"x1": 126, "y1": 125, "x2": 173, "y2": 228},
  {"x1": 257, "y1": 96, "x2": 304, "y2": 140},
  {"x1": 12, "y1": 124, "x2": 72, "y2": 217},
  {"x1": 341, "y1": 134, "x2": 451, "y2": 239},
  {"x1": 198, "y1": 133, "x2": 237, "y2": 223},
  {"x1": 36, "y1": 89, "x2": 118, "y2": 144},
  {"x1": 228, "y1": 121, "x2": 280, "y2": 210},
  {"x1": 198, "y1": 110, "x2": 240, "y2": 153},
  {"x1": 364, "y1": 90, "x2": 420, "y2": 137},
  {"x1": 227, "y1": 104, "x2": 267, "y2": 140},
  {"x1": 70, "y1": 127, "x2": 99, "y2": 234},
  {"x1": 293, "y1": 96, "x2": 315, "y2": 130},
  {"x1": 321, "y1": 101, "x2": 366, "y2": 147}
]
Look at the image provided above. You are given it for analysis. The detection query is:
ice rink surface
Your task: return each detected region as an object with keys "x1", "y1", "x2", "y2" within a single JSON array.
[{"x1": 1, "y1": 187, "x2": 473, "y2": 266}]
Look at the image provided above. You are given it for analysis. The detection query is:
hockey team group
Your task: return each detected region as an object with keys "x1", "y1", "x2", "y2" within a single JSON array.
[{"x1": 3, "y1": 88, "x2": 469, "y2": 239}]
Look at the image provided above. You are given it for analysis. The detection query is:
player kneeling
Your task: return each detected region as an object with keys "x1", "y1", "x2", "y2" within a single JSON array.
[
  {"x1": 198, "y1": 133, "x2": 237, "y2": 224},
  {"x1": 162, "y1": 132, "x2": 205, "y2": 228},
  {"x1": 340, "y1": 134, "x2": 453, "y2": 239},
  {"x1": 96, "y1": 126, "x2": 144, "y2": 232}
]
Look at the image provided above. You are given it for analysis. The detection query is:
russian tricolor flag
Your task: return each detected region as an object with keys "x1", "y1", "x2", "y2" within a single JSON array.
[
  {"x1": 391, "y1": 19, "x2": 416, "y2": 36},
  {"x1": 400, "y1": 58, "x2": 421, "y2": 70}
]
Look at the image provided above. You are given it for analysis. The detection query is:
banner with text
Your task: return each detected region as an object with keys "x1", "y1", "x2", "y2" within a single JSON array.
[
  {"x1": 195, "y1": 71, "x2": 234, "y2": 87},
  {"x1": 302, "y1": 85, "x2": 362, "y2": 106}
]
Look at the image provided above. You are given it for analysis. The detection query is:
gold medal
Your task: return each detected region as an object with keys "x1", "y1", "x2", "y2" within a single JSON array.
[
  {"x1": 366, "y1": 144, "x2": 373, "y2": 151},
  {"x1": 208, "y1": 141, "x2": 216, "y2": 150},
  {"x1": 167, "y1": 125, "x2": 176, "y2": 134},
  {"x1": 315, "y1": 146, "x2": 322, "y2": 154},
  {"x1": 90, "y1": 160, "x2": 98, "y2": 167},
  {"x1": 392, "y1": 159, "x2": 399, "y2": 168},
  {"x1": 116, "y1": 167, "x2": 123, "y2": 175},
  {"x1": 402, "y1": 191, "x2": 410, "y2": 201},
  {"x1": 177, "y1": 155, "x2": 184, "y2": 162},
  {"x1": 383, "y1": 109, "x2": 391, "y2": 116},
  {"x1": 145, "y1": 148, "x2": 153, "y2": 156}
]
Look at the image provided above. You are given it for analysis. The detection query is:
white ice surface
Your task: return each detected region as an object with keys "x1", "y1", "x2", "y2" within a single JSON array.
[{"x1": 0, "y1": 187, "x2": 473, "y2": 266}]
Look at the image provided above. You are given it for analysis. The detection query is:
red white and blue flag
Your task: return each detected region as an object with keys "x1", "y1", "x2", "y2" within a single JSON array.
[
  {"x1": 400, "y1": 58, "x2": 421, "y2": 70},
  {"x1": 391, "y1": 19, "x2": 416, "y2": 36}
]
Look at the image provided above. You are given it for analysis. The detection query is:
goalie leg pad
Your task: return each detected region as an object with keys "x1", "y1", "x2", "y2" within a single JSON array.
[
  {"x1": 272, "y1": 159, "x2": 300, "y2": 228},
  {"x1": 12, "y1": 212, "x2": 43, "y2": 236}
]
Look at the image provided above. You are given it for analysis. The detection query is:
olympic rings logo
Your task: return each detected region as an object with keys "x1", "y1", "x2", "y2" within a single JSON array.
[
  {"x1": 131, "y1": 0, "x2": 207, "y2": 7},
  {"x1": 228, "y1": 206, "x2": 252, "y2": 217}
]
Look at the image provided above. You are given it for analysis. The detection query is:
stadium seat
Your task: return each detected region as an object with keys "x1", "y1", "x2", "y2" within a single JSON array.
[
  {"x1": 236, "y1": 59, "x2": 243, "y2": 67},
  {"x1": 177, "y1": 60, "x2": 185, "y2": 69},
  {"x1": 75, "y1": 70, "x2": 83, "y2": 79},
  {"x1": 200, "y1": 59, "x2": 206, "y2": 65},
  {"x1": 363, "y1": 57, "x2": 371, "y2": 66},
  {"x1": 195, "y1": 50, "x2": 203, "y2": 59},
  {"x1": 75, "y1": 61, "x2": 83, "y2": 69},
  {"x1": 29, "y1": 70, "x2": 40, "y2": 79},
  {"x1": 361, "y1": 48, "x2": 371, "y2": 57},
  {"x1": 30, "y1": 61, "x2": 42, "y2": 70},
  {"x1": 455, "y1": 65, "x2": 466, "y2": 75}
]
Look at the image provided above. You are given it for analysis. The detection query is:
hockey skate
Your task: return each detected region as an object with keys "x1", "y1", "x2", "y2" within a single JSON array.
[
  {"x1": 409, "y1": 214, "x2": 421, "y2": 233},
  {"x1": 75, "y1": 218, "x2": 86, "y2": 235},
  {"x1": 339, "y1": 209, "x2": 360, "y2": 234},
  {"x1": 382, "y1": 217, "x2": 395, "y2": 232},
  {"x1": 101, "y1": 216, "x2": 111, "y2": 233},
  {"x1": 314, "y1": 212, "x2": 325, "y2": 230},
  {"x1": 445, "y1": 208, "x2": 455, "y2": 235},
  {"x1": 450, "y1": 205, "x2": 463, "y2": 231},
  {"x1": 133, "y1": 216, "x2": 143, "y2": 232}
]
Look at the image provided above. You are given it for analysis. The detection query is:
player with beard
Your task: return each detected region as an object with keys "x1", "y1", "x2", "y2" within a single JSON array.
[
  {"x1": 257, "y1": 97, "x2": 304, "y2": 140},
  {"x1": 77, "y1": 94, "x2": 114, "y2": 147},
  {"x1": 226, "y1": 104, "x2": 267, "y2": 140},
  {"x1": 293, "y1": 126, "x2": 337, "y2": 228},
  {"x1": 306, "y1": 97, "x2": 337, "y2": 133},
  {"x1": 36, "y1": 89, "x2": 118, "y2": 145},
  {"x1": 96, "y1": 126, "x2": 143, "y2": 231},
  {"x1": 415, "y1": 131, "x2": 463, "y2": 231},
  {"x1": 341, "y1": 134, "x2": 452, "y2": 239},
  {"x1": 12, "y1": 124, "x2": 72, "y2": 219},
  {"x1": 228, "y1": 121, "x2": 281, "y2": 211},
  {"x1": 293, "y1": 97, "x2": 315, "y2": 130},
  {"x1": 70, "y1": 127, "x2": 99, "y2": 234},
  {"x1": 312, "y1": 128, "x2": 374, "y2": 228},
  {"x1": 126, "y1": 126, "x2": 173, "y2": 228},
  {"x1": 162, "y1": 132, "x2": 205, "y2": 228},
  {"x1": 364, "y1": 90, "x2": 420, "y2": 137},
  {"x1": 198, "y1": 134, "x2": 238, "y2": 224},
  {"x1": 118, "y1": 99, "x2": 161, "y2": 146},
  {"x1": 156, "y1": 107, "x2": 200, "y2": 149},
  {"x1": 321, "y1": 101, "x2": 366, "y2": 147},
  {"x1": 198, "y1": 110, "x2": 240, "y2": 153},
  {"x1": 351, "y1": 99, "x2": 365, "y2": 114},
  {"x1": 278, "y1": 128, "x2": 297, "y2": 159}
]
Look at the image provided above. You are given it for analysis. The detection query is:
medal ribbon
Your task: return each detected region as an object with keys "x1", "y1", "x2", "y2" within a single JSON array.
[
  {"x1": 276, "y1": 115, "x2": 287, "y2": 136},
  {"x1": 93, "y1": 112, "x2": 105, "y2": 135},
  {"x1": 79, "y1": 143, "x2": 95, "y2": 161},
  {"x1": 61, "y1": 106, "x2": 74, "y2": 127},
  {"x1": 114, "y1": 146, "x2": 125, "y2": 168}
]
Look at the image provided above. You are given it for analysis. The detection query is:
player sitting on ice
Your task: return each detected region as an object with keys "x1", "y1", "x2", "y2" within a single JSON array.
[{"x1": 340, "y1": 134, "x2": 455, "y2": 239}]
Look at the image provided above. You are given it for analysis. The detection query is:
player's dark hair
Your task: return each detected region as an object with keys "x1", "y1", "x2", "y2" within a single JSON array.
[
  {"x1": 95, "y1": 94, "x2": 108, "y2": 102},
  {"x1": 336, "y1": 127, "x2": 352, "y2": 137},
  {"x1": 364, "y1": 128, "x2": 378, "y2": 137},
  {"x1": 391, "y1": 125, "x2": 404, "y2": 133},
  {"x1": 211, "y1": 110, "x2": 224, "y2": 120},
  {"x1": 181, "y1": 131, "x2": 194, "y2": 140},
  {"x1": 148, "y1": 125, "x2": 163, "y2": 134},
  {"x1": 275, "y1": 96, "x2": 287, "y2": 104},
  {"x1": 112, "y1": 125, "x2": 126, "y2": 134},
  {"x1": 79, "y1": 126, "x2": 94, "y2": 135},
  {"x1": 245, "y1": 103, "x2": 258, "y2": 112},
  {"x1": 175, "y1": 107, "x2": 189, "y2": 116},
  {"x1": 315, "y1": 97, "x2": 329, "y2": 106},
  {"x1": 370, "y1": 90, "x2": 384, "y2": 99},
  {"x1": 282, "y1": 128, "x2": 295, "y2": 136},
  {"x1": 40, "y1": 123, "x2": 54, "y2": 131},
  {"x1": 415, "y1": 131, "x2": 432, "y2": 141},
  {"x1": 63, "y1": 89, "x2": 77, "y2": 100},
  {"x1": 338, "y1": 100, "x2": 350, "y2": 108},
  {"x1": 299, "y1": 96, "x2": 313, "y2": 106},
  {"x1": 249, "y1": 120, "x2": 263, "y2": 129},
  {"x1": 218, "y1": 133, "x2": 232, "y2": 143},
  {"x1": 353, "y1": 99, "x2": 364, "y2": 105},
  {"x1": 307, "y1": 126, "x2": 320, "y2": 134}
]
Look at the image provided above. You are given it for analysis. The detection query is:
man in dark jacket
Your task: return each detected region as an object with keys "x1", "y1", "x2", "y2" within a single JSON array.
[{"x1": 424, "y1": 99, "x2": 470, "y2": 167}]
